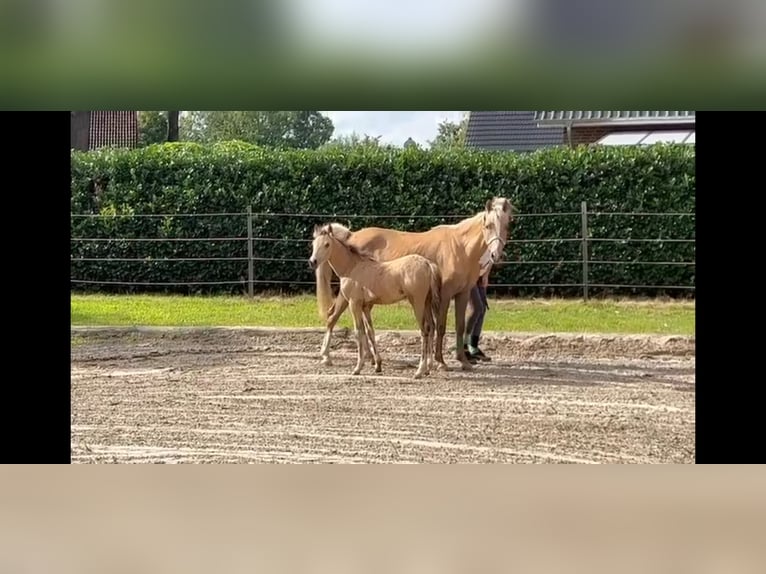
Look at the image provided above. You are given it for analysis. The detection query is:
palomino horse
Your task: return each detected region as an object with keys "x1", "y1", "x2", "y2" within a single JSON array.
[
  {"x1": 315, "y1": 197, "x2": 513, "y2": 371},
  {"x1": 308, "y1": 224, "x2": 442, "y2": 379}
]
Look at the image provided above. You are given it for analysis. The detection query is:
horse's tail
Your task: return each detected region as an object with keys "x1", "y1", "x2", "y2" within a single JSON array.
[
  {"x1": 427, "y1": 261, "x2": 442, "y2": 332},
  {"x1": 316, "y1": 260, "x2": 335, "y2": 322}
]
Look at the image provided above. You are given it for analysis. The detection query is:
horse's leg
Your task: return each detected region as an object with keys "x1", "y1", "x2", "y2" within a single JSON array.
[
  {"x1": 320, "y1": 293, "x2": 349, "y2": 365},
  {"x1": 453, "y1": 290, "x2": 474, "y2": 371},
  {"x1": 349, "y1": 299, "x2": 366, "y2": 376},
  {"x1": 432, "y1": 293, "x2": 451, "y2": 371},
  {"x1": 361, "y1": 305, "x2": 382, "y2": 373}
]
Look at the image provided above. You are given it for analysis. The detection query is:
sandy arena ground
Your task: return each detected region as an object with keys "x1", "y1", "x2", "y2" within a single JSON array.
[{"x1": 71, "y1": 328, "x2": 695, "y2": 463}]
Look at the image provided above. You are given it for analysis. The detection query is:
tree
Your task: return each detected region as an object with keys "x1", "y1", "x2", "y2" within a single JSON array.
[
  {"x1": 138, "y1": 111, "x2": 169, "y2": 146},
  {"x1": 181, "y1": 111, "x2": 335, "y2": 149},
  {"x1": 180, "y1": 111, "x2": 207, "y2": 142},
  {"x1": 320, "y1": 131, "x2": 391, "y2": 150},
  {"x1": 403, "y1": 137, "x2": 420, "y2": 149},
  {"x1": 429, "y1": 114, "x2": 469, "y2": 150},
  {"x1": 138, "y1": 111, "x2": 182, "y2": 145},
  {"x1": 167, "y1": 111, "x2": 179, "y2": 142},
  {"x1": 286, "y1": 110, "x2": 334, "y2": 149}
]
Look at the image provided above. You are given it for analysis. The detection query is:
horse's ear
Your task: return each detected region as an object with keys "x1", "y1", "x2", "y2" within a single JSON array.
[
  {"x1": 327, "y1": 224, "x2": 334, "y2": 237},
  {"x1": 485, "y1": 199, "x2": 493, "y2": 212}
]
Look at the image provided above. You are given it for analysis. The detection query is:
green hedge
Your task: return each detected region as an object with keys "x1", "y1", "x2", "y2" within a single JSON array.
[{"x1": 71, "y1": 141, "x2": 695, "y2": 298}]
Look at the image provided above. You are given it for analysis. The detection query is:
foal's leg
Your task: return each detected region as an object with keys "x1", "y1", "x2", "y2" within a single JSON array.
[
  {"x1": 453, "y1": 290, "x2": 474, "y2": 371},
  {"x1": 424, "y1": 304, "x2": 435, "y2": 375},
  {"x1": 410, "y1": 296, "x2": 429, "y2": 379},
  {"x1": 361, "y1": 306, "x2": 382, "y2": 373},
  {"x1": 362, "y1": 304, "x2": 376, "y2": 365},
  {"x1": 320, "y1": 293, "x2": 349, "y2": 365},
  {"x1": 433, "y1": 294, "x2": 451, "y2": 372},
  {"x1": 349, "y1": 299, "x2": 366, "y2": 376},
  {"x1": 358, "y1": 317, "x2": 372, "y2": 365}
]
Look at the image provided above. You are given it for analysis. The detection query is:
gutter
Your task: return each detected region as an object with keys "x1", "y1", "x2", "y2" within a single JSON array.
[{"x1": 538, "y1": 117, "x2": 696, "y2": 129}]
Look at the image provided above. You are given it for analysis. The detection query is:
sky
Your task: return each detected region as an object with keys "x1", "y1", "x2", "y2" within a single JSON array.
[
  {"x1": 285, "y1": 0, "x2": 517, "y2": 56},
  {"x1": 322, "y1": 111, "x2": 467, "y2": 147}
]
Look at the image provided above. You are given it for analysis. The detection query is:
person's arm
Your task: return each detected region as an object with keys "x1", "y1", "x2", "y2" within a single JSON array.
[
  {"x1": 481, "y1": 271, "x2": 489, "y2": 288},
  {"x1": 478, "y1": 268, "x2": 490, "y2": 311}
]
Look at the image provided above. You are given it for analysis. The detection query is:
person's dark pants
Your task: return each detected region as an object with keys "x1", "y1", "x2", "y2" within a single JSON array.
[{"x1": 465, "y1": 282, "x2": 488, "y2": 350}]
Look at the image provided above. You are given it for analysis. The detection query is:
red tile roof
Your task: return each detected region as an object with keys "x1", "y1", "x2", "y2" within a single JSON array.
[{"x1": 88, "y1": 111, "x2": 139, "y2": 150}]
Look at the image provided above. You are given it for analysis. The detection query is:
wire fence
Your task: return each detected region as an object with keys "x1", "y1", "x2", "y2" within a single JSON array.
[{"x1": 71, "y1": 203, "x2": 696, "y2": 299}]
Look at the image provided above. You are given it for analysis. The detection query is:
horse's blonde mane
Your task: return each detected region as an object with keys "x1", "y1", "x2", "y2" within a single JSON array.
[
  {"x1": 490, "y1": 197, "x2": 515, "y2": 223},
  {"x1": 316, "y1": 223, "x2": 376, "y2": 261},
  {"x1": 314, "y1": 222, "x2": 352, "y2": 241},
  {"x1": 434, "y1": 197, "x2": 514, "y2": 230}
]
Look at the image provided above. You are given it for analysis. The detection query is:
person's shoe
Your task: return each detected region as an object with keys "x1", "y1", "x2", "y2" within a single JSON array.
[
  {"x1": 463, "y1": 344, "x2": 478, "y2": 364},
  {"x1": 467, "y1": 345, "x2": 491, "y2": 362}
]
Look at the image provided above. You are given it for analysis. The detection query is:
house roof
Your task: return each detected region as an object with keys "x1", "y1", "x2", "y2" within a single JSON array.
[
  {"x1": 88, "y1": 111, "x2": 139, "y2": 150},
  {"x1": 465, "y1": 111, "x2": 564, "y2": 152},
  {"x1": 465, "y1": 110, "x2": 696, "y2": 151},
  {"x1": 535, "y1": 111, "x2": 695, "y2": 125}
]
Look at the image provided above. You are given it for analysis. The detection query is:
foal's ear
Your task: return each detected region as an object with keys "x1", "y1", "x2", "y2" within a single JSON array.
[
  {"x1": 313, "y1": 224, "x2": 320, "y2": 236},
  {"x1": 327, "y1": 224, "x2": 334, "y2": 237},
  {"x1": 485, "y1": 199, "x2": 493, "y2": 212}
]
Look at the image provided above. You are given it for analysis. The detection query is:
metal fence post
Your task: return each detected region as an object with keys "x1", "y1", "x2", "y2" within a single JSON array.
[
  {"x1": 581, "y1": 201, "x2": 589, "y2": 301},
  {"x1": 247, "y1": 206, "x2": 254, "y2": 298}
]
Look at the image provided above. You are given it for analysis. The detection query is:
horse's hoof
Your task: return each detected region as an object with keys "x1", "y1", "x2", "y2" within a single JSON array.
[
  {"x1": 352, "y1": 370, "x2": 361, "y2": 376},
  {"x1": 460, "y1": 362, "x2": 474, "y2": 371},
  {"x1": 375, "y1": 365, "x2": 382, "y2": 373},
  {"x1": 413, "y1": 372, "x2": 424, "y2": 379},
  {"x1": 434, "y1": 362, "x2": 449, "y2": 372},
  {"x1": 321, "y1": 356, "x2": 332, "y2": 366}
]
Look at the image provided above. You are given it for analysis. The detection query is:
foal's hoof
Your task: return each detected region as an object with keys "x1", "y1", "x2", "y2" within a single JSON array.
[
  {"x1": 460, "y1": 361, "x2": 474, "y2": 371},
  {"x1": 375, "y1": 364, "x2": 382, "y2": 373},
  {"x1": 434, "y1": 362, "x2": 450, "y2": 372},
  {"x1": 320, "y1": 356, "x2": 332, "y2": 366}
]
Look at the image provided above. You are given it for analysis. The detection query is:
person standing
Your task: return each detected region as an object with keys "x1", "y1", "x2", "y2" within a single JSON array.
[{"x1": 464, "y1": 248, "x2": 494, "y2": 363}]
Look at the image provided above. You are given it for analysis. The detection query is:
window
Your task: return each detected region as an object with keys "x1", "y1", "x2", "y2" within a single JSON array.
[
  {"x1": 597, "y1": 129, "x2": 695, "y2": 146},
  {"x1": 640, "y1": 130, "x2": 694, "y2": 144},
  {"x1": 597, "y1": 132, "x2": 649, "y2": 145}
]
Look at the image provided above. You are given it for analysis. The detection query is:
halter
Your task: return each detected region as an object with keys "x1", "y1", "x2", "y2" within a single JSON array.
[
  {"x1": 483, "y1": 207, "x2": 508, "y2": 251},
  {"x1": 480, "y1": 236, "x2": 506, "y2": 271},
  {"x1": 485, "y1": 235, "x2": 505, "y2": 249}
]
